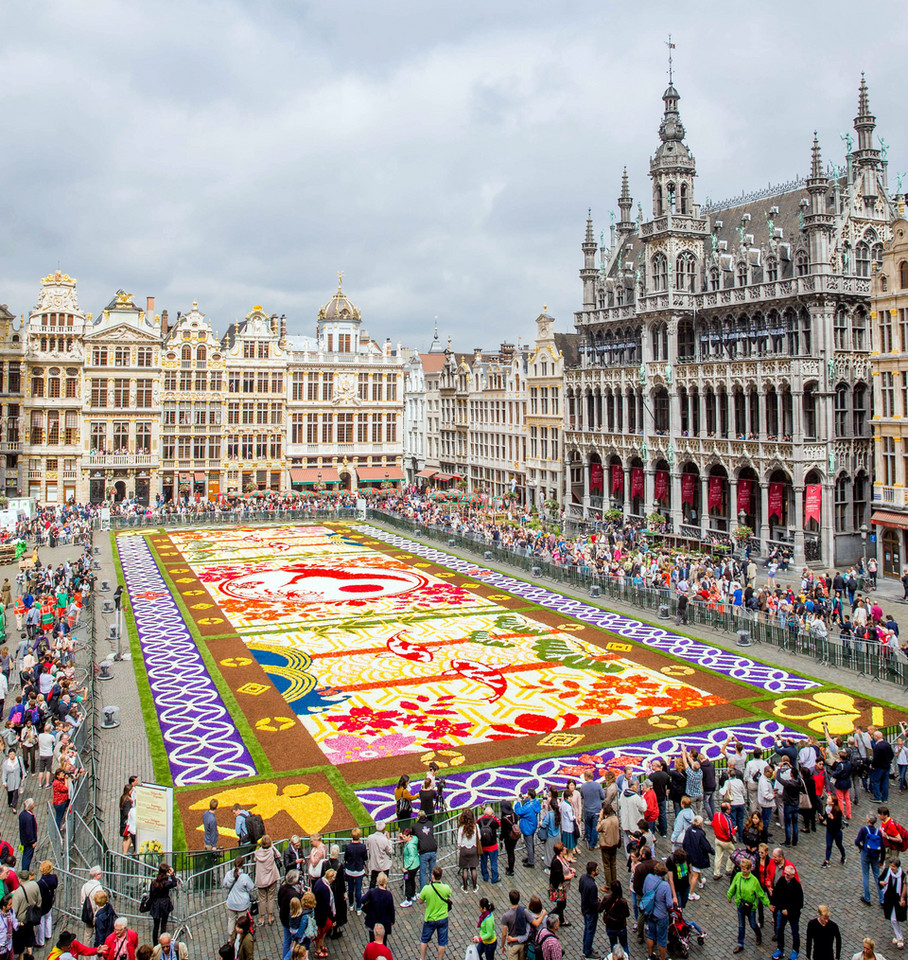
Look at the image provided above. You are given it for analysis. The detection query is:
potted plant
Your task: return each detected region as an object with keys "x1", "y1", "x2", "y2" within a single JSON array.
[
  {"x1": 646, "y1": 511, "x2": 667, "y2": 528},
  {"x1": 732, "y1": 524, "x2": 753, "y2": 543},
  {"x1": 604, "y1": 507, "x2": 623, "y2": 523}
]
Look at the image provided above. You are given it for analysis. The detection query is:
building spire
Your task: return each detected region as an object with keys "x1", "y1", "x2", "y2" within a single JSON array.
[
  {"x1": 584, "y1": 208, "x2": 595, "y2": 243},
  {"x1": 810, "y1": 132, "x2": 823, "y2": 179},
  {"x1": 858, "y1": 72, "x2": 870, "y2": 117},
  {"x1": 666, "y1": 34, "x2": 675, "y2": 85},
  {"x1": 618, "y1": 168, "x2": 634, "y2": 233}
]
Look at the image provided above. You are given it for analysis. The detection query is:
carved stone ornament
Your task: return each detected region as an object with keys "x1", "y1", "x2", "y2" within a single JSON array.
[{"x1": 332, "y1": 372, "x2": 359, "y2": 405}]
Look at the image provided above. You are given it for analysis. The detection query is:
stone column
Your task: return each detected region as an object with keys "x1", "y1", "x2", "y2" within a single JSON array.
[
  {"x1": 623, "y1": 466, "x2": 632, "y2": 516},
  {"x1": 730, "y1": 477, "x2": 739, "y2": 534},
  {"x1": 793, "y1": 484, "x2": 806, "y2": 565},
  {"x1": 821, "y1": 478, "x2": 835, "y2": 568},
  {"x1": 671, "y1": 470, "x2": 684, "y2": 532},
  {"x1": 759, "y1": 481, "x2": 770, "y2": 549},
  {"x1": 701, "y1": 475, "x2": 710, "y2": 536}
]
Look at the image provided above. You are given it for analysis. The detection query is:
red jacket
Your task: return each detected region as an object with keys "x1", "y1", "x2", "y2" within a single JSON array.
[
  {"x1": 103, "y1": 930, "x2": 138, "y2": 960},
  {"x1": 643, "y1": 789, "x2": 659, "y2": 824},
  {"x1": 766, "y1": 858, "x2": 799, "y2": 893},
  {"x1": 712, "y1": 812, "x2": 734, "y2": 843}
]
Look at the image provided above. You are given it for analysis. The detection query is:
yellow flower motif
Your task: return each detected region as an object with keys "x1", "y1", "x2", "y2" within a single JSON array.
[{"x1": 772, "y1": 691, "x2": 862, "y2": 734}]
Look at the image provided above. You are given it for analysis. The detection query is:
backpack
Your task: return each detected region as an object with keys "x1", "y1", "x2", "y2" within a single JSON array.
[
  {"x1": 81, "y1": 895, "x2": 94, "y2": 926},
  {"x1": 640, "y1": 879, "x2": 662, "y2": 918},
  {"x1": 245, "y1": 813, "x2": 265, "y2": 845},
  {"x1": 883, "y1": 820, "x2": 908, "y2": 852},
  {"x1": 864, "y1": 826, "x2": 883, "y2": 853},
  {"x1": 235, "y1": 813, "x2": 249, "y2": 843},
  {"x1": 480, "y1": 822, "x2": 494, "y2": 848},
  {"x1": 396, "y1": 794, "x2": 412, "y2": 819}
]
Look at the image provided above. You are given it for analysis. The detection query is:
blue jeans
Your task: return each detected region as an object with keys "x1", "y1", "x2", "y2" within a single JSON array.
[
  {"x1": 761, "y1": 806, "x2": 773, "y2": 834},
  {"x1": 784, "y1": 804, "x2": 799, "y2": 845},
  {"x1": 584, "y1": 812, "x2": 598, "y2": 848},
  {"x1": 774, "y1": 910, "x2": 800, "y2": 955},
  {"x1": 480, "y1": 849, "x2": 499, "y2": 882},
  {"x1": 646, "y1": 915, "x2": 669, "y2": 948},
  {"x1": 730, "y1": 804, "x2": 746, "y2": 841},
  {"x1": 870, "y1": 768, "x2": 889, "y2": 801},
  {"x1": 737, "y1": 903, "x2": 760, "y2": 946},
  {"x1": 282, "y1": 925, "x2": 293, "y2": 960},
  {"x1": 861, "y1": 853, "x2": 882, "y2": 903},
  {"x1": 20, "y1": 844, "x2": 34, "y2": 873},
  {"x1": 419, "y1": 851, "x2": 437, "y2": 890},
  {"x1": 824, "y1": 830, "x2": 845, "y2": 862},
  {"x1": 899, "y1": 764, "x2": 908, "y2": 791},
  {"x1": 606, "y1": 927, "x2": 628, "y2": 952},
  {"x1": 346, "y1": 873, "x2": 363, "y2": 909},
  {"x1": 583, "y1": 912, "x2": 598, "y2": 956}
]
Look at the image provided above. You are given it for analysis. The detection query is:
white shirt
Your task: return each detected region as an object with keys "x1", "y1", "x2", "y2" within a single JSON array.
[
  {"x1": 37, "y1": 733, "x2": 55, "y2": 758},
  {"x1": 744, "y1": 758, "x2": 764, "y2": 784}
]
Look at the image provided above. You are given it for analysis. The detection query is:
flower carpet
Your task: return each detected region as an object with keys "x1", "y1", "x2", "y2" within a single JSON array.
[{"x1": 115, "y1": 522, "x2": 908, "y2": 848}]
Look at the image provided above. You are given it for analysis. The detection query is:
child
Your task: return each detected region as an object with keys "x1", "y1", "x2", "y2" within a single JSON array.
[{"x1": 473, "y1": 897, "x2": 496, "y2": 960}]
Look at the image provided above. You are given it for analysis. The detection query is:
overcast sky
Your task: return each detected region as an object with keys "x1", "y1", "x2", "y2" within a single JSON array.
[{"x1": 2, "y1": 1, "x2": 907, "y2": 350}]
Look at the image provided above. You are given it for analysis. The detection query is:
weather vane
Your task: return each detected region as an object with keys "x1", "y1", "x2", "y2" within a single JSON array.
[{"x1": 666, "y1": 34, "x2": 676, "y2": 84}]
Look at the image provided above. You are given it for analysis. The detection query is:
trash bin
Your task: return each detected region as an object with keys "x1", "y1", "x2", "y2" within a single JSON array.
[
  {"x1": 736, "y1": 629, "x2": 752, "y2": 646},
  {"x1": 658, "y1": 604, "x2": 670, "y2": 619},
  {"x1": 532, "y1": 566, "x2": 542, "y2": 577},
  {"x1": 590, "y1": 584, "x2": 601, "y2": 598}
]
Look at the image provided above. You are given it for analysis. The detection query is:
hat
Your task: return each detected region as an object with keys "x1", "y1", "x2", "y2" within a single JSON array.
[
  {"x1": 376, "y1": 822, "x2": 387, "y2": 832},
  {"x1": 291, "y1": 835, "x2": 300, "y2": 844},
  {"x1": 56, "y1": 933, "x2": 76, "y2": 948}
]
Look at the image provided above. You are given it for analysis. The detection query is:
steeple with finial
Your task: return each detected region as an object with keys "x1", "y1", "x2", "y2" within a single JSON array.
[
  {"x1": 649, "y1": 36, "x2": 697, "y2": 220},
  {"x1": 581, "y1": 208, "x2": 598, "y2": 309},
  {"x1": 852, "y1": 73, "x2": 883, "y2": 207},
  {"x1": 617, "y1": 167, "x2": 634, "y2": 235},
  {"x1": 804, "y1": 133, "x2": 833, "y2": 275}
]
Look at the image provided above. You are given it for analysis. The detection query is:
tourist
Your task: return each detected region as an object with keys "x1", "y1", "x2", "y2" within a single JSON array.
[
  {"x1": 742, "y1": 810, "x2": 767, "y2": 858},
  {"x1": 152, "y1": 931, "x2": 189, "y2": 960},
  {"x1": 103, "y1": 918, "x2": 139, "y2": 960},
  {"x1": 499, "y1": 889, "x2": 532, "y2": 960},
  {"x1": 416, "y1": 866, "x2": 452, "y2": 960},
  {"x1": 805, "y1": 905, "x2": 841, "y2": 960},
  {"x1": 363, "y1": 923, "x2": 392, "y2": 960},
  {"x1": 580, "y1": 771, "x2": 605, "y2": 849},
  {"x1": 473, "y1": 896, "x2": 497, "y2": 960},
  {"x1": 308, "y1": 834, "x2": 328, "y2": 885},
  {"x1": 578, "y1": 861, "x2": 600, "y2": 959},
  {"x1": 539, "y1": 792, "x2": 562, "y2": 870},
  {"x1": 681, "y1": 816, "x2": 712, "y2": 900},
  {"x1": 343, "y1": 829, "x2": 368, "y2": 911},
  {"x1": 728, "y1": 857, "x2": 768, "y2": 953},
  {"x1": 92, "y1": 891, "x2": 116, "y2": 948},
  {"x1": 853, "y1": 938, "x2": 887, "y2": 960},
  {"x1": 515, "y1": 790, "x2": 541, "y2": 868},
  {"x1": 147, "y1": 864, "x2": 178, "y2": 944},
  {"x1": 770, "y1": 863, "x2": 803, "y2": 960},
  {"x1": 253, "y1": 835, "x2": 281, "y2": 926},
  {"x1": 596, "y1": 802, "x2": 620, "y2": 889},
  {"x1": 367, "y1": 823, "x2": 394, "y2": 891},
  {"x1": 477, "y1": 806, "x2": 501, "y2": 884},
  {"x1": 641, "y1": 862, "x2": 672, "y2": 960},
  {"x1": 457, "y1": 809, "x2": 481, "y2": 892},
  {"x1": 418, "y1": 778, "x2": 438, "y2": 821},
  {"x1": 361, "y1": 872, "x2": 395, "y2": 945},
  {"x1": 394, "y1": 776, "x2": 417, "y2": 822},
  {"x1": 18, "y1": 799, "x2": 38, "y2": 873},
  {"x1": 414, "y1": 814, "x2": 437, "y2": 890},
  {"x1": 2, "y1": 749, "x2": 24, "y2": 810},
  {"x1": 285, "y1": 836, "x2": 305, "y2": 875},
  {"x1": 547, "y1": 843, "x2": 574, "y2": 928},
  {"x1": 712, "y1": 802, "x2": 737, "y2": 879},
  {"x1": 499, "y1": 801, "x2": 519, "y2": 878},
  {"x1": 202, "y1": 799, "x2": 220, "y2": 850},
  {"x1": 222, "y1": 856, "x2": 255, "y2": 939},
  {"x1": 324, "y1": 846, "x2": 347, "y2": 938},
  {"x1": 670, "y1": 796, "x2": 694, "y2": 849},
  {"x1": 871, "y1": 732, "x2": 895, "y2": 803},
  {"x1": 880, "y1": 858, "x2": 908, "y2": 950},
  {"x1": 279, "y1": 871, "x2": 305, "y2": 959},
  {"x1": 538, "y1": 916, "x2": 563, "y2": 960},
  {"x1": 599, "y1": 880, "x2": 629, "y2": 954},
  {"x1": 664, "y1": 847, "x2": 689, "y2": 908},
  {"x1": 234, "y1": 914, "x2": 255, "y2": 960},
  {"x1": 855, "y1": 813, "x2": 885, "y2": 905},
  {"x1": 312, "y1": 868, "x2": 337, "y2": 958},
  {"x1": 820, "y1": 795, "x2": 847, "y2": 867},
  {"x1": 617, "y1": 780, "x2": 646, "y2": 850},
  {"x1": 559, "y1": 789, "x2": 578, "y2": 862}
]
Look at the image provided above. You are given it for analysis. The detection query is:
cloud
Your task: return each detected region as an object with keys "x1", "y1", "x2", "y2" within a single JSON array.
[{"x1": 1, "y1": 0, "x2": 907, "y2": 348}]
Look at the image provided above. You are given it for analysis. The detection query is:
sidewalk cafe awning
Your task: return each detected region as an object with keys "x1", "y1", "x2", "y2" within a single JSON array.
[
  {"x1": 194, "y1": 471, "x2": 206, "y2": 482},
  {"x1": 356, "y1": 467, "x2": 406, "y2": 482},
  {"x1": 434, "y1": 473, "x2": 453, "y2": 482},
  {"x1": 289, "y1": 467, "x2": 340, "y2": 484},
  {"x1": 871, "y1": 510, "x2": 908, "y2": 531},
  {"x1": 417, "y1": 468, "x2": 438, "y2": 479}
]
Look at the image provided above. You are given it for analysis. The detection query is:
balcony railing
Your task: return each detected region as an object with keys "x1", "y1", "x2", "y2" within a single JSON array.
[{"x1": 86, "y1": 453, "x2": 157, "y2": 467}]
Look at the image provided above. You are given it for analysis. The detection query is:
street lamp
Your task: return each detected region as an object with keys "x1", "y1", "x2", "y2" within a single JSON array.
[
  {"x1": 861, "y1": 523, "x2": 868, "y2": 573},
  {"x1": 738, "y1": 508, "x2": 748, "y2": 561}
]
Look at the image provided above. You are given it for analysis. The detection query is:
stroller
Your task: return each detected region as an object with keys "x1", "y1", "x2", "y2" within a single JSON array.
[{"x1": 668, "y1": 904, "x2": 706, "y2": 959}]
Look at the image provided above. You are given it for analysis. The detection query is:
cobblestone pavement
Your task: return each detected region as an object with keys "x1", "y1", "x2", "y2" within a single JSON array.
[{"x1": 5, "y1": 522, "x2": 903, "y2": 959}]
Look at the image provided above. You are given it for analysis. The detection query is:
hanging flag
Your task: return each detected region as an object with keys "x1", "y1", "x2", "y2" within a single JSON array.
[
  {"x1": 631, "y1": 467, "x2": 644, "y2": 500},
  {"x1": 737, "y1": 479, "x2": 753, "y2": 515},
  {"x1": 654, "y1": 470, "x2": 669, "y2": 502},
  {"x1": 708, "y1": 475, "x2": 724, "y2": 511},
  {"x1": 681, "y1": 473, "x2": 696, "y2": 505},
  {"x1": 805, "y1": 484, "x2": 823, "y2": 524},
  {"x1": 611, "y1": 464, "x2": 624, "y2": 494},
  {"x1": 768, "y1": 482, "x2": 784, "y2": 521},
  {"x1": 590, "y1": 462, "x2": 603, "y2": 494}
]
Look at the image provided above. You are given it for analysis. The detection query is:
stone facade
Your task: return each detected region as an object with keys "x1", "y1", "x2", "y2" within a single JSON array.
[
  {"x1": 563, "y1": 77, "x2": 889, "y2": 567},
  {"x1": 870, "y1": 215, "x2": 908, "y2": 577}
]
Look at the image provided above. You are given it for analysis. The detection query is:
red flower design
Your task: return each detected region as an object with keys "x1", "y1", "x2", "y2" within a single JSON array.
[{"x1": 330, "y1": 705, "x2": 404, "y2": 734}]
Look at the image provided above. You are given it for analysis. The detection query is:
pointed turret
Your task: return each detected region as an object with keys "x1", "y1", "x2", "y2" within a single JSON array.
[
  {"x1": 852, "y1": 73, "x2": 882, "y2": 206},
  {"x1": 617, "y1": 167, "x2": 634, "y2": 234},
  {"x1": 650, "y1": 81, "x2": 697, "y2": 218},
  {"x1": 804, "y1": 134, "x2": 833, "y2": 275},
  {"x1": 581, "y1": 209, "x2": 598, "y2": 309},
  {"x1": 855, "y1": 73, "x2": 875, "y2": 151}
]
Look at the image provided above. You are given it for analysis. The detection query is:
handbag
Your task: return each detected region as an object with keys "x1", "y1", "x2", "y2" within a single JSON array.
[
  {"x1": 548, "y1": 884, "x2": 566, "y2": 903},
  {"x1": 139, "y1": 893, "x2": 150, "y2": 914},
  {"x1": 24, "y1": 903, "x2": 42, "y2": 926},
  {"x1": 248, "y1": 896, "x2": 260, "y2": 917}
]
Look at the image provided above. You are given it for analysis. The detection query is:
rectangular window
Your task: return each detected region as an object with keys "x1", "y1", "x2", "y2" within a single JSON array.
[
  {"x1": 31, "y1": 376, "x2": 44, "y2": 398},
  {"x1": 884, "y1": 436, "x2": 897, "y2": 485},
  {"x1": 92, "y1": 347, "x2": 108, "y2": 366},
  {"x1": 880, "y1": 309, "x2": 894, "y2": 353},
  {"x1": 46, "y1": 412, "x2": 59, "y2": 444},
  {"x1": 227, "y1": 402, "x2": 239, "y2": 425},
  {"x1": 136, "y1": 379, "x2": 153, "y2": 408},
  {"x1": 307, "y1": 414, "x2": 319, "y2": 444},
  {"x1": 307, "y1": 373, "x2": 319, "y2": 401},
  {"x1": 338, "y1": 333, "x2": 351, "y2": 353},
  {"x1": 337, "y1": 413, "x2": 353, "y2": 443},
  {"x1": 228, "y1": 373, "x2": 240, "y2": 393},
  {"x1": 291, "y1": 414, "x2": 304, "y2": 444},
  {"x1": 210, "y1": 373, "x2": 222, "y2": 391},
  {"x1": 241, "y1": 402, "x2": 254, "y2": 425},
  {"x1": 243, "y1": 373, "x2": 255, "y2": 393},
  {"x1": 8, "y1": 363, "x2": 20, "y2": 392},
  {"x1": 372, "y1": 413, "x2": 383, "y2": 443},
  {"x1": 113, "y1": 379, "x2": 130, "y2": 408},
  {"x1": 114, "y1": 347, "x2": 130, "y2": 367},
  {"x1": 162, "y1": 438, "x2": 175, "y2": 460},
  {"x1": 257, "y1": 372, "x2": 268, "y2": 393},
  {"x1": 257, "y1": 402, "x2": 268, "y2": 425},
  {"x1": 321, "y1": 373, "x2": 332, "y2": 401},
  {"x1": 48, "y1": 377, "x2": 61, "y2": 399},
  {"x1": 357, "y1": 415, "x2": 368, "y2": 443},
  {"x1": 65, "y1": 377, "x2": 78, "y2": 398},
  {"x1": 178, "y1": 436, "x2": 192, "y2": 459},
  {"x1": 90, "y1": 379, "x2": 107, "y2": 408},
  {"x1": 209, "y1": 437, "x2": 221, "y2": 459},
  {"x1": 359, "y1": 374, "x2": 369, "y2": 400},
  {"x1": 136, "y1": 422, "x2": 151, "y2": 453},
  {"x1": 321, "y1": 415, "x2": 332, "y2": 444},
  {"x1": 137, "y1": 347, "x2": 153, "y2": 367},
  {"x1": 163, "y1": 403, "x2": 176, "y2": 426},
  {"x1": 164, "y1": 372, "x2": 177, "y2": 392},
  {"x1": 292, "y1": 372, "x2": 304, "y2": 401},
  {"x1": 113, "y1": 422, "x2": 129, "y2": 450},
  {"x1": 386, "y1": 373, "x2": 397, "y2": 401},
  {"x1": 882, "y1": 371, "x2": 896, "y2": 418},
  {"x1": 195, "y1": 374, "x2": 206, "y2": 392},
  {"x1": 270, "y1": 437, "x2": 282, "y2": 458},
  {"x1": 271, "y1": 373, "x2": 282, "y2": 394},
  {"x1": 179, "y1": 372, "x2": 192, "y2": 391},
  {"x1": 386, "y1": 418, "x2": 396, "y2": 442},
  {"x1": 901, "y1": 309, "x2": 908, "y2": 352},
  {"x1": 194, "y1": 437, "x2": 206, "y2": 459},
  {"x1": 372, "y1": 378, "x2": 383, "y2": 402}
]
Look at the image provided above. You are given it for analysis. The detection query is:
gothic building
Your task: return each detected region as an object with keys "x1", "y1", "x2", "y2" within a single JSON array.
[{"x1": 564, "y1": 77, "x2": 890, "y2": 566}]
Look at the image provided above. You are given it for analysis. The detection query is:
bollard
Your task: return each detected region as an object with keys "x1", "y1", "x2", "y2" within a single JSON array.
[
  {"x1": 98, "y1": 659, "x2": 114, "y2": 681},
  {"x1": 448, "y1": 539, "x2": 456, "y2": 546},
  {"x1": 99, "y1": 580, "x2": 111, "y2": 592},
  {"x1": 102, "y1": 601, "x2": 114, "y2": 615},
  {"x1": 108, "y1": 625, "x2": 119, "y2": 641},
  {"x1": 484, "y1": 551, "x2": 493, "y2": 561},
  {"x1": 93, "y1": 546, "x2": 101, "y2": 556},
  {"x1": 101, "y1": 705, "x2": 121, "y2": 728}
]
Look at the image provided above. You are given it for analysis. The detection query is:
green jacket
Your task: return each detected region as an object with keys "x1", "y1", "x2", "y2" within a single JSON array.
[
  {"x1": 403, "y1": 836, "x2": 419, "y2": 870},
  {"x1": 727, "y1": 872, "x2": 769, "y2": 908}
]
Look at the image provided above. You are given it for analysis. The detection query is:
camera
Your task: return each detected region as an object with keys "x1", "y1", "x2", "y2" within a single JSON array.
[{"x1": 436, "y1": 776, "x2": 446, "y2": 791}]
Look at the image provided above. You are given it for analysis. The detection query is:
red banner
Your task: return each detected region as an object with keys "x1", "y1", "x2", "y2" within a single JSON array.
[
  {"x1": 631, "y1": 467, "x2": 644, "y2": 500},
  {"x1": 768, "y1": 482, "x2": 784, "y2": 521},
  {"x1": 681, "y1": 473, "x2": 696, "y2": 505},
  {"x1": 654, "y1": 470, "x2": 669, "y2": 502},
  {"x1": 590, "y1": 462, "x2": 603, "y2": 495},
  {"x1": 708, "y1": 475, "x2": 724, "y2": 512},
  {"x1": 805, "y1": 483, "x2": 822, "y2": 524},
  {"x1": 737, "y1": 479, "x2": 753, "y2": 515},
  {"x1": 611, "y1": 463, "x2": 624, "y2": 494}
]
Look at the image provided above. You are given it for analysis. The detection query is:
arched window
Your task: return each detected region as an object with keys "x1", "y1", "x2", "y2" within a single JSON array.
[
  {"x1": 853, "y1": 383, "x2": 868, "y2": 435},
  {"x1": 666, "y1": 182, "x2": 676, "y2": 213},
  {"x1": 679, "y1": 183, "x2": 689, "y2": 215},
  {"x1": 676, "y1": 251, "x2": 697, "y2": 292},
  {"x1": 652, "y1": 254, "x2": 668, "y2": 291},
  {"x1": 834, "y1": 308, "x2": 848, "y2": 349},
  {"x1": 766, "y1": 257, "x2": 779, "y2": 282},
  {"x1": 709, "y1": 267, "x2": 720, "y2": 291},
  {"x1": 834, "y1": 475, "x2": 850, "y2": 532},
  {"x1": 736, "y1": 261, "x2": 748, "y2": 286},
  {"x1": 855, "y1": 241, "x2": 870, "y2": 277},
  {"x1": 900, "y1": 261, "x2": 908, "y2": 289},
  {"x1": 872, "y1": 242, "x2": 883, "y2": 265},
  {"x1": 834, "y1": 384, "x2": 850, "y2": 435},
  {"x1": 196, "y1": 345, "x2": 207, "y2": 364},
  {"x1": 796, "y1": 250, "x2": 809, "y2": 276},
  {"x1": 677, "y1": 320, "x2": 695, "y2": 360},
  {"x1": 181, "y1": 345, "x2": 192, "y2": 362},
  {"x1": 853, "y1": 309, "x2": 867, "y2": 350}
]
